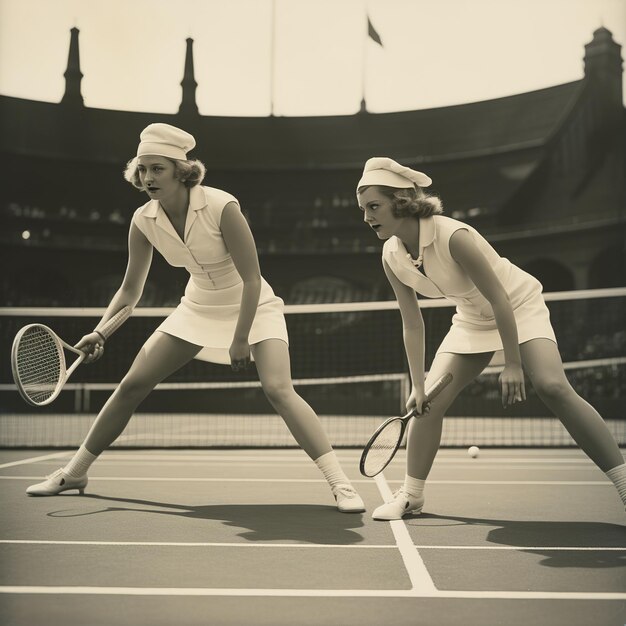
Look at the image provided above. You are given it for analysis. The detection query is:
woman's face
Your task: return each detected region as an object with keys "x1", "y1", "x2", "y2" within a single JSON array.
[
  {"x1": 357, "y1": 186, "x2": 403, "y2": 239},
  {"x1": 137, "y1": 156, "x2": 184, "y2": 201}
]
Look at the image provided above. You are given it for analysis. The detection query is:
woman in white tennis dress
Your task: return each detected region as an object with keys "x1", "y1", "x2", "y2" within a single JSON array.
[
  {"x1": 26, "y1": 123, "x2": 364, "y2": 513},
  {"x1": 356, "y1": 157, "x2": 626, "y2": 520}
]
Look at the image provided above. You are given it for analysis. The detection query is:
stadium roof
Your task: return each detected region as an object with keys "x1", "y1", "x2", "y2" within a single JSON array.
[
  {"x1": 0, "y1": 26, "x2": 621, "y2": 218},
  {"x1": 0, "y1": 79, "x2": 582, "y2": 170}
]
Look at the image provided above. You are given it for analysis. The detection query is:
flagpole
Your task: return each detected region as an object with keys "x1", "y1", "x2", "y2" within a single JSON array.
[
  {"x1": 270, "y1": 0, "x2": 276, "y2": 116},
  {"x1": 360, "y1": 10, "x2": 367, "y2": 112}
]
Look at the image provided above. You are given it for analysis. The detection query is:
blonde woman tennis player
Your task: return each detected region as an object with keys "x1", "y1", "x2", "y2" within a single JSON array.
[
  {"x1": 356, "y1": 157, "x2": 626, "y2": 520},
  {"x1": 26, "y1": 124, "x2": 365, "y2": 513}
]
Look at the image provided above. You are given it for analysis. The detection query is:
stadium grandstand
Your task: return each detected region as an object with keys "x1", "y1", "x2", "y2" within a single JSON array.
[
  {"x1": 1, "y1": 17, "x2": 625, "y2": 625},
  {"x1": 0, "y1": 26, "x2": 624, "y2": 442},
  {"x1": 0, "y1": 26, "x2": 624, "y2": 309}
]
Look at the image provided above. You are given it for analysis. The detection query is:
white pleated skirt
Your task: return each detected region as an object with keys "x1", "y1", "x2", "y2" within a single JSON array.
[
  {"x1": 157, "y1": 276, "x2": 288, "y2": 364},
  {"x1": 437, "y1": 286, "x2": 557, "y2": 356}
]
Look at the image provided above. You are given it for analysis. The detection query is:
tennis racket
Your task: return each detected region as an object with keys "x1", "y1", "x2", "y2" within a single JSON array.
[
  {"x1": 359, "y1": 372, "x2": 453, "y2": 477},
  {"x1": 11, "y1": 306, "x2": 132, "y2": 407}
]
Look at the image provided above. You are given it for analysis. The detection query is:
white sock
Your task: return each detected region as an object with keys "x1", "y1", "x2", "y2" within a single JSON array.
[
  {"x1": 63, "y1": 445, "x2": 98, "y2": 478},
  {"x1": 606, "y1": 462, "x2": 626, "y2": 507},
  {"x1": 403, "y1": 475, "x2": 425, "y2": 498},
  {"x1": 314, "y1": 451, "x2": 351, "y2": 489}
]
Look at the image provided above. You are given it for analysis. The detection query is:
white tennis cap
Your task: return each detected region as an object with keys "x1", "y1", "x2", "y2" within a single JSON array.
[
  {"x1": 357, "y1": 157, "x2": 432, "y2": 190},
  {"x1": 137, "y1": 123, "x2": 196, "y2": 160}
]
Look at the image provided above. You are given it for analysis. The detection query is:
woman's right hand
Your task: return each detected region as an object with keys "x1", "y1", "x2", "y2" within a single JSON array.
[
  {"x1": 406, "y1": 386, "x2": 431, "y2": 416},
  {"x1": 74, "y1": 332, "x2": 105, "y2": 363},
  {"x1": 499, "y1": 362, "x2": 526, "y2": 407}
]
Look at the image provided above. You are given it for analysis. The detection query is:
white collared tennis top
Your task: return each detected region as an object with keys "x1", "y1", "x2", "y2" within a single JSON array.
[
  {"x1": 131, "y1": 185, "x2": 288, "y2": 363},
  {"x1": 383, "y1": 215, "x2": 556, "y2": 353},
  {"x1": 132, "y1": 185, "x2": 242, "y2": 292}
]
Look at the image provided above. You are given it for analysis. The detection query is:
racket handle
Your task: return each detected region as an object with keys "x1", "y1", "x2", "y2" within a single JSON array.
[
  {"x1": 66, "y1": 350, "x2": 87, "y2": 378},
  {"x1": 424, "y1": 372, "x2": 453, "y2": 401},
  {"x1": 98, "y1": 306, "x2": 132, "y2": 340}
]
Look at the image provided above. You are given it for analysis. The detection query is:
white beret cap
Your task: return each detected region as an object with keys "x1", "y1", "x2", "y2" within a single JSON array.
[
  {"x1": 357, "y1": 157, "x2": 432, "y2": 190},
  {"x1": 137, "y1": 123, "x2": 196, "y2": 160}
]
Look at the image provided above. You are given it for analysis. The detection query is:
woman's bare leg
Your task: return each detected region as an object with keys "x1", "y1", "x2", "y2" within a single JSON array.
[
  {"x1": 372, "y1": 350, "x2": 493, "y2": 519},
  {"x1": 26, "y1": 332, "x2": 202, "y2": 495},
  {"x1": 83, "y1": 332, "x2": 201, "y2": 454},
  {"x1": 520, "y1": 338, "x2": 623, "y2": 472},
  {"x1": 252, "y1": 339, "x2": 332, "y2": 460},
  {"x1": 406, "y1": 350, "x2": 494, "y2": 479},
  {"x1": 252, "y1": 339, "x2": 364, "y2": 511}
]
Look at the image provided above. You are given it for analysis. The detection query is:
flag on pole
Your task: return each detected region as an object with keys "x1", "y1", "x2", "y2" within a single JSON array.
[{"x1": 367, "y1": 16, "x2": 383, "y2": 46}]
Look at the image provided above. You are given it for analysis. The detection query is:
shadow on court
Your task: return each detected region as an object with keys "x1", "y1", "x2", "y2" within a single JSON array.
[
  {"x1": 414, "y1": 512, "x2": 626, "y2": 568},
  {"x1": 47, "y1": 494, "x2": 366, "y2": 545}
]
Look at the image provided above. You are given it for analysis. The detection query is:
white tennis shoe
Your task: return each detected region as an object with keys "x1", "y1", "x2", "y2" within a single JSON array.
[
  {"x1": 372, "y1": 488, "x2": 424, "y2": 520},
  {"x1": 26, "y1": 469, "x2": 88, "y2": 496},
  {"x1": 332, "y1": 484, "x2": 365, "y2": 513}
]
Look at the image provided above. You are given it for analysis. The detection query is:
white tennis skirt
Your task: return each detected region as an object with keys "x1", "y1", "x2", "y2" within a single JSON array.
[
  {"x1": 437, "y1": 287, "x2": 557, "y2": 355},
  {"x1": 157, "y1": 276, "x2": 288, "y2": 364}
]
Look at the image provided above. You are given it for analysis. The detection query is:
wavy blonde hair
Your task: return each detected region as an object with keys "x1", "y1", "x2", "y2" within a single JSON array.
[
  {"x1": 358, "y1": 184, "x2": 443, "y2": 218},
  {"x1": 124, "y1": 157, "x2": 206, "y2": 190}
]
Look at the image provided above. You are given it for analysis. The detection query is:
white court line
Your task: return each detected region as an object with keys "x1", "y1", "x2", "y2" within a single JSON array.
[
  {"x1": 41, "y1": 456, "x2": 600, "y2": 466},
  {"x1": 0, "y1": 540, "x2": 392, "y2": 549},
  {"x1": 28, "y1": 459, "x2": 356, "y2": 471},
  {"x1": 96, "y1": 454, "x2": 358, "y2": 462},
  {"x1": 87, "y1": 454, "x2": 599, "y2": 464},
  {"x1": 0, "y1": 586, "x2": 624, "y2": 600},
  {"x1": 0, "y1": 452, "x2": 70, "y2": 470},
  {"x1": 387, "y1": 480, "x2": 613, "y2": 486},
  {"x1": 417, "y1": 459, "x2": 603, "y2": 465},
  {"x1": 0, "y1": 476, "x2": 350, "y2": 483},
  {"x1": 0, "y1": 476, "x2": 613, "y2": 485},
  {"x1": 374, "y1": 473, "x2": 437, "y2": 593},
  {"x1": 1, "y1": 540, "x2": 622, "y2": 551},
  {"x1": 414, "y1": 545, "x2": 626, "y2": 551}
]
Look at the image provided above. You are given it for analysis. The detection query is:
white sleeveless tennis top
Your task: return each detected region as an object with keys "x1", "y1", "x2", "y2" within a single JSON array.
[
  {"x1": 383, "y1": 215, "x2": 556, "y2": 354},
  {"x1": 131, "y1": 185, "x2": 288, "y2": 364}
]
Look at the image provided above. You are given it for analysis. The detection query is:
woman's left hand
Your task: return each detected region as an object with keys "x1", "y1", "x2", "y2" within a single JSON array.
[
  {"x1": 499, "y1": 363, "x2": 526, "y2": 407},
  {"x1": 74, "y1": 332, "x2": 105, "y2": 363},
  {"x1": 229, "y1": 338, "x2": 251, "y2": 372}
]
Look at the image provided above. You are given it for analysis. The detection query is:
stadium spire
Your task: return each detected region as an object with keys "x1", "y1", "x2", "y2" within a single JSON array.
[
  {"x1": 61, "y1": 27, "x2": 84, "y2": 107},
  {"x1": 584, "y1": 27, "x2": 623, "y2": 122},
  {"x1": 178, "y1": 38, "x2": 199, "y2": 115}
]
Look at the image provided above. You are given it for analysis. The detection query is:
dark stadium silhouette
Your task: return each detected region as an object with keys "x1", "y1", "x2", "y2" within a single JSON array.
[{"x1": 1, "y1": 27, "x2": 624, "y2": 308}]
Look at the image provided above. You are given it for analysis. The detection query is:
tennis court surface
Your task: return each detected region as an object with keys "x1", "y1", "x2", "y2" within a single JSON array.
[
  {"x1": 2, "y1": 291, "x2": 625, "y2": 623},
  {"x1": 1, "y1": 448, "x2": 625, "y2": 626}
]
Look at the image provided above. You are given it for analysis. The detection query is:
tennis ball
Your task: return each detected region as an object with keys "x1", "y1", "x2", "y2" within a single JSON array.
[{"x1": 468, "y1": 446, "x2": 480, "y2": 458}]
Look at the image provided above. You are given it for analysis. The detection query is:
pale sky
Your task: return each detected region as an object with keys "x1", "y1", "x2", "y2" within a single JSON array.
[{"x1": 0, "y1": 0, "x2": 624, "y2": 117}]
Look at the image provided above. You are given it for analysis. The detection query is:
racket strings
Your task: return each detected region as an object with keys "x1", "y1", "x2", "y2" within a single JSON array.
[
  {"x1": 362, "y1": 419, "x2": 404, "y2": 477},
  {"x1": 15, "y1": 326, "x2": 63, "y2": 403}
]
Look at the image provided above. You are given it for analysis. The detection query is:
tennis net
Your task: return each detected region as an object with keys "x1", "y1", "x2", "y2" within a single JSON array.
[{"x1": 1, "y1": 288, "x2": 624, "y2": 448}]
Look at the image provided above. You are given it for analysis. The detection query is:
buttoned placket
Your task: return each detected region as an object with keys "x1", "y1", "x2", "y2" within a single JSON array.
[
  {"x1": 183, "y1": 201, "x2": 219, "y2": 287},
  {"x1": 397, "y1": 238, "x2": 446, "y2": 299},
  {"x1": 157, "y1": 205, "x2": 217, "y2": 288},
  {"x1": 187, "y1": 247, "x2": 217, "y2": 287}
]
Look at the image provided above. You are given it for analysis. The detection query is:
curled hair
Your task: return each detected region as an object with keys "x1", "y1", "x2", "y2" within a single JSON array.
[
  {"x1": 123, "y1": 157, "x2": 206, "y2": 190},
  {"x1": 357, "y1": 185, "x2": 443, "y2": 218}
]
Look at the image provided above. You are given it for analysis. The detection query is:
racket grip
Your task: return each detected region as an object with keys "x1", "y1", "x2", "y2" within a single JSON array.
[
  {"x1": 98, "y1": 306, "x2": 132, "y2": 340},
  {"x1": 424, "y1": 372, "x2": 453, "y2": 401}
]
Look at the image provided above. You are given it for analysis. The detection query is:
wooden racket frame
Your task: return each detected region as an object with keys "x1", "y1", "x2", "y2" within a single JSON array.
[
  {"x1": 359, "y1": 372, "x2": 453, "y2": 477},
  {"x1": 11, "y1": 306, "x2": 132, "y2": 407}
]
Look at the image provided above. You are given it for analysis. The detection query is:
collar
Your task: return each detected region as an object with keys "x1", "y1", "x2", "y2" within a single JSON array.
[
  {"x1": 387, "y1": 216, "x2": 436, "y2": 254},
  {"x1": 140, "y1": 199, "x2": 159, "y2": 219},
  {"x1": 188, "y1": 185, "x2": 208, "y2": 212},
  {"x1": 140, "y1": 185, "x2": 207, "y2": 219},
  {"x1": 420, "y1": 216, "x2": 436, "y2": 248}
]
